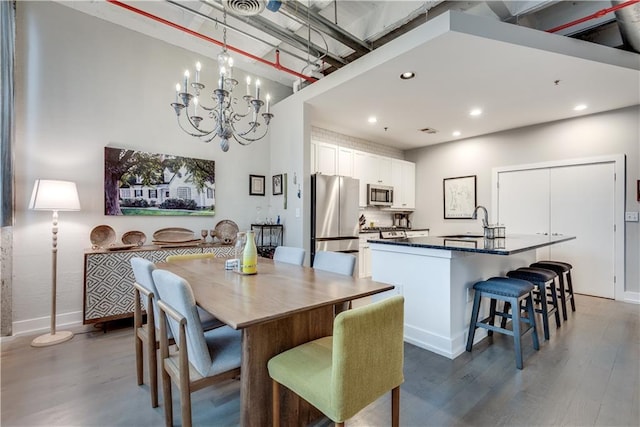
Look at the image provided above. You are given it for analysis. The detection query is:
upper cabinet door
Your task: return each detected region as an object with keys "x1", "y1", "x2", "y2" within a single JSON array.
[
  {"x1": 316, "y1": 142, "x2": 338, "y2": 175},
  {"x1": 338, "y1": 147, "x2": 354, "y2": 177},
  {"x1": 391, "y1": 159, "x2": 415, "y2": 209}
]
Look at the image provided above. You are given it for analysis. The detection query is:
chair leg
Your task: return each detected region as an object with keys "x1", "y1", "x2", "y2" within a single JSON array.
[
  {"x1": 500, "y1": 301, "x2": 511, "y2": 330},
  {"x1": 487, "y1": 298, "x2": 497, "y2": 337},
  {"x1": 272, "y1": 380, "x2": 280, "y2": 427},
  {"x1": 180, "y1": 378, "x2": 192, "y2": 427},
  {"x1": 162, "y1": 367, "x2": 173, "y2": 427},
  {"x1": 555, "y1": 273, "x2": 568, "y2": 321},
  {"x1": 466, "y1": 291, "x2": 482, "y2": 352},
  {"x1": 148, "y1": 337, "x2": 158, "y2": 408},
  {"x1": 566, "y1": 271, "x2": 576, "y2": 312},
  {"x1": 391, "y1": 385, "x2": 400, "y2": 427},
  {"x1": 511, "y1": 296, "x2": 523, "y2": 370},
  {"x1": 135, "y1": 333, "x2": 143, "y2": 386},
  {"x1": 538, "y1": 283, "x2": 550, "y2": 340},
  {"x1": 526, "y1": 294, "x2": 540, "y2": 351},
  {"x1": 549, "y1": 279, "x2": 561, "y2": 328}
]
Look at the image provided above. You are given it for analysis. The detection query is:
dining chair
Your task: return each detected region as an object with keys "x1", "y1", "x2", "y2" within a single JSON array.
[
  {"x1": 313, "y1": 251, "x2": 357, "y2": 313},
  {"x1": 165, "y1": 253, "x2": 216, "y2": 263},
  {"x1": 152, "y1": 269, "x2": 242, "y2": 427},
  {"x1": 312, "y1": 251, "x2": 356, "y2": 276},
  {"x1": 130, "y1": 257, "x2": 223, "y2": 408},
  {"x1": 273, "y1": 246, "x2": 306, "y2": 266},
  {"x1": 268, "y1": 295, "x2": 405, "y2": 427}
]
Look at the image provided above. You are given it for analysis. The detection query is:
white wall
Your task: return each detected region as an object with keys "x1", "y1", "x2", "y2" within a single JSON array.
[
  {"x1": 406, "y1": 106, "x2": 640, "y2": 295},
  {"x1": 12, "y1": 1, "x2": 291, "y2": 332}
]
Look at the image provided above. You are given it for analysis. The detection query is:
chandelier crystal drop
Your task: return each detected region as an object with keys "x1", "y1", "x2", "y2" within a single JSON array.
[{"x1": 170, "y1": 12, "x2": 273, "y2": 152}]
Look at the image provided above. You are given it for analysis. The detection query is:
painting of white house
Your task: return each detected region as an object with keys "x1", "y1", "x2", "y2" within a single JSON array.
[{"x1": 104, "y1": 147, "x2": 215, "y2": 216}]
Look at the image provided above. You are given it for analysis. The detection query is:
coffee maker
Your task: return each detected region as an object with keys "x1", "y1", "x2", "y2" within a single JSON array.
[{"x1": 393, "y1": 213, "x2": 411, "y2": 228}]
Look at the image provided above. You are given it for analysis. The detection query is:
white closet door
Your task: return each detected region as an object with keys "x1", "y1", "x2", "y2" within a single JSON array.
[
  {"x1": 497, "y1": 168, "x2": 550, "y2": 259},
  {"x1": 549, "y1": 163, "x2": 615, "y2": 298}
]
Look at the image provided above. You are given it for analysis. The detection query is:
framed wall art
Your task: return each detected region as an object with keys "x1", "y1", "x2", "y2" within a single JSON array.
[
  {"x1": 104, "y1": 147, "x2": 215, "y2": 216},
  {"x1": 249, "y1": 174, "x2": 265, "y2": 196},
  {"x1": 443, "y1": 175, "x2": 476, "y2": 219},
  {"x1": 272, "y1": 174, "x2": 283, "y2": 195}
]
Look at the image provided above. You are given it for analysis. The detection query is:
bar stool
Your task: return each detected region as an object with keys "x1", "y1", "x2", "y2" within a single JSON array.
[
  {"x1": 506, "y1": 267, "x2": 561, "y2": 340},
  {"x1": 466, "y1": 277, "x2": 539, "y2": 370},
  {"x1": 531, "y1": 261, "x2": 575, "y2": 321}
]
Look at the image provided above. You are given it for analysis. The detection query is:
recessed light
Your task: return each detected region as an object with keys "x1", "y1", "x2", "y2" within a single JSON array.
[
  {"x1": 452, "y1": 131, "x2": 461, "y2": 137},
  {"x1": 400, "y1": 72, "x2": 415, "y2": 80},
  {"x1": 368, "y1": 116, "x2": 377, "y2": 124},
  {"x1": 469, "y1": 108, "x2": 482, "y2": 117},
  {"x1": 573, "y1": 104, "x2": 587, "y2": 111}
]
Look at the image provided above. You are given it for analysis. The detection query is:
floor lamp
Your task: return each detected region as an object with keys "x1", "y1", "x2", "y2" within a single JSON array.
[{"x1": 29, "y1": 179, "x2": 81, "y2": 347}]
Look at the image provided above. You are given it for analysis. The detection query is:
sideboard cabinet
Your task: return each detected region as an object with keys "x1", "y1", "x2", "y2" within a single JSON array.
[{"x1": 83, "y1": 244, "x2": 234, "y2": 324}]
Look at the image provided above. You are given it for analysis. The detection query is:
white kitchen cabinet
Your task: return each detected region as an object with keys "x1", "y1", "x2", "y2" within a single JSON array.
[
  {"x1": 353, "y1": 152, "x2": 393, "y2": 206},
  {"x1": 316, "y1": 142, "x2": 338, "y2": 175},
  {"x1": 338, "y1": 147, "x2": 354, "y2": 177},
  {"x1": 353, "y1": 151, "x2": 370, "y2": 206},
  {"x1": 358, "y1": 234, "x2": 373, "y2": 278},
  {"x1": 391, "y1": 159, "x2": 416, "y2": 209},
  {"x1": 310, "y1": 141, "x2": 317, "y2": 173}
]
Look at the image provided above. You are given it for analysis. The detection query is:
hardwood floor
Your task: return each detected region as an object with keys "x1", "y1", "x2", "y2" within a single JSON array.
[{"x1": 1, "y1": 294, "x2": 638, "y2": 426}]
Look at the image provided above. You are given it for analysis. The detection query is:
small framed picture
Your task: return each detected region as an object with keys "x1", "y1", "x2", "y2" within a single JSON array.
[
  {"x1": 443, "y1": 175, "x2": 477, "y2": 219},
  {"x1": 637, "y1": 180, "x2": 640, "y2": 202},
  {"x1": 249, "y1": 175, "x2": 265, "y2": 196},
  {"x1": 272, "y1": 174, "x2": 283, "y2": 195}
]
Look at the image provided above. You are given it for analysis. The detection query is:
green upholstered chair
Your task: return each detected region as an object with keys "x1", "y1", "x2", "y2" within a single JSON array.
[
  {"x1": 268, "y1": 295, "x2": 405, "y2": 427},
  {"x1": 153, "y1": 269, "x2": 241, "y2": 427}
]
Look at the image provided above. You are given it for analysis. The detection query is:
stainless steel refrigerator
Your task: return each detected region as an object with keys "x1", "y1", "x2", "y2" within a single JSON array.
[{"x1": 311, "y1": 174, "x2": 360, "y2": 265}]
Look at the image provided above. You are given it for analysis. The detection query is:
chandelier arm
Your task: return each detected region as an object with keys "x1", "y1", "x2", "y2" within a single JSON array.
[
  {"x1": 231, "y1": 121, "x2": 270, "y2": 143},
  {"x1": 176, "y1": 116, "x2": 211, "y2": 137}
]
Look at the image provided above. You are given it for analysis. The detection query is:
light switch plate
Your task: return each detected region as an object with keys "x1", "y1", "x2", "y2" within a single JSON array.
[{"x1": 625, "y1": 212, "x2": 639, "y2": 222}]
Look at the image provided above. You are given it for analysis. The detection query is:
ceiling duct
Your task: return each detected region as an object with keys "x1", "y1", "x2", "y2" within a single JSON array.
[
  {"x1": 612, "y1": 0, "x2": 640, "y2": 52},
  {"x1": 222, "y1": 0, "x2": 265, "y2": 16}
]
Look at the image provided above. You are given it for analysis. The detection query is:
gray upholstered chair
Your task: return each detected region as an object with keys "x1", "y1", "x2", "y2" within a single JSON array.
[
  {"x1": 268, "y1": 295, "x2": 405, "y2": 426},
  {"x1": 312, "y1": 251, "x2": 356, "y2": 276},
  {"x1": 152, "y1": 269, "x2": 241, "y2": 427},
  {"x1": 313, "y1": 251, "x2": 357, "y2": 313},
  {"x1": 273, "y1": 246, "x2": 306, "y2": 266},
  {"x1": 130, "y1": 257, "x2": 223, "y2": 408}
]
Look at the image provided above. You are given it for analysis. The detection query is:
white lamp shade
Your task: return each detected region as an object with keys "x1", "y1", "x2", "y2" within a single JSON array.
[{"x1": 29, "y1": 180, "x2": 81, "y2": 211}]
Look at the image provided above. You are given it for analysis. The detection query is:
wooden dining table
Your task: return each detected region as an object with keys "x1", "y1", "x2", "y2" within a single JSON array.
[{"x1": 156, "y1": 257, "x2": 394, "y2": 426}]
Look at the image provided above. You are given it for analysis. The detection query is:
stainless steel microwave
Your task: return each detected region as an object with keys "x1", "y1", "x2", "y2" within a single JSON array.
[{"x1": 367, "y1": 184, "x2": 394, "y2": 206}]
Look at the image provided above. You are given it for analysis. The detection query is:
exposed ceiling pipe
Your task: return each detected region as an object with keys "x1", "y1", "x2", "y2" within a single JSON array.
[
  {"x1": 545, "y1": 0, "x2": 639, "y2": 34},
  {"x1": 612, "y1": 0, "x2": 640, "y2": 52},
  {"x1": 192, "y1": 0, "x2": 346, "y2": 68},
  {"x1": 106, "y1": 0, "x2": 317, "y2": 83},
  {"x1": 168, "y1": 0, "x2": 324, "y2": 68},
  {"x1": 280, "y1": 1, "x2": 372, "y2": 55}
]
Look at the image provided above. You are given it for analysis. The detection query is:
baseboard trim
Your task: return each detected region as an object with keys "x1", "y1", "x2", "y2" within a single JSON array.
[
  {"x1": 623, "y1": 291, "x2": 640, "y2": 304},
  {"x1": 11, "y1": 311, "x2": 83, "y2": 337}
]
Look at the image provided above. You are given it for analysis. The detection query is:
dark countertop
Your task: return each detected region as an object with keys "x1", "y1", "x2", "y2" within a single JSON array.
[
  {"x1": 367, "y1": 233, "x2": 575, "y2": 255},
  {"x1": 359, "y1": 227, "x2": 430, "y2": 234}
]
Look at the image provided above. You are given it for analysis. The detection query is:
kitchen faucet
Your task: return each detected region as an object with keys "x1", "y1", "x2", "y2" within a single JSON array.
[{"x1": 472, "y1": 205, "x2": 489, "y2": 228}]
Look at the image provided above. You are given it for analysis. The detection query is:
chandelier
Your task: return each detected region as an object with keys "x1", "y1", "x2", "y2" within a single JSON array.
[{"x1": 170, "y1": 11, "x2": 274, "y2": 152}]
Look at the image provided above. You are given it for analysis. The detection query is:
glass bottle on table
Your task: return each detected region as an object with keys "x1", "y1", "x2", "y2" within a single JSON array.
[
  {"x1": 242, "y1": 230, "x2": 258, "y2": 274},
  {"x1": 234, "y1": 232, "x2": 246, "y2": 272}
]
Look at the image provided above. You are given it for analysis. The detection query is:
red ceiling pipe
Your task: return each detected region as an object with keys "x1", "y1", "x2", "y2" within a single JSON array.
[
  {"x1": 106, "y1": 0, "x2": 317, "y2": 83},
  {"x1": 546, "y1": 0, "x2": 640, "y2": 33}
]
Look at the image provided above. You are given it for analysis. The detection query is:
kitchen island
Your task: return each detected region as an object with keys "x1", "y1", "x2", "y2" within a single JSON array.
[{"x1": 369, "y1": 233, "x2": 575, "y2": 359}]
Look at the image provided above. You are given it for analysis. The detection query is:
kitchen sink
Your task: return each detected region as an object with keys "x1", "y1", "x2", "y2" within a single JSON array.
[{"x1": 439, "y1": 234, "x2": 484, "y2": 239}]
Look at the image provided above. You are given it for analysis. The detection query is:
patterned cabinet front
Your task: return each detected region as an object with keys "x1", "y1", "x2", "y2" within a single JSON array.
[
  {"x1": 203, "y1": 246, "x2": 235, "y2": 257},
  {"x1": 83, "y1": 246, "x2": 230, "y2": 324}
]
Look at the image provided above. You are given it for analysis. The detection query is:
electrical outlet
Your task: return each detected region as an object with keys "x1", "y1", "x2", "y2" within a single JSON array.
[{"x1": 625, "y1": 211, "x2": 639, "y2": 222}]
